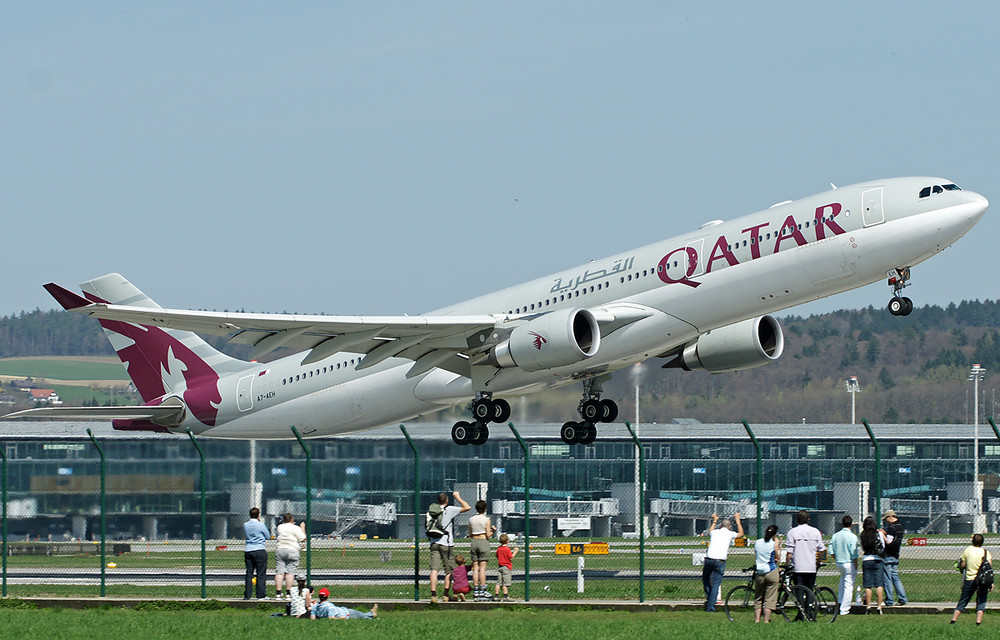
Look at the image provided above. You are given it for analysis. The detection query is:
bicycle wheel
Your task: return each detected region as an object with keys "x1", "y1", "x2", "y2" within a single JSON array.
[
  {"x1": 778, "y1": 585, "x2": 817, "y2": 622},
  {"x1": 724, "y1": 585, "x2": 755, "y2": 622},
  {"x1": 814, "y1": 586, "x2": 839, "y2": 623}
]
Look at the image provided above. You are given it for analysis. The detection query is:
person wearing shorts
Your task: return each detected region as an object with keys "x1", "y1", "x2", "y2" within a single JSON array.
[
  {"x1": 859, "y1": 515, "x2": 889, "y2": 613},
  {"x1": 468, "y1": 499, "x2": 494, "y2": 601},
  {"x1": 274, "y1": 512, "x2": 306, "y2": 599},
  {"x1": 494, "y1": 533, "x2": 518, "y2": 601},
  {"x1": 429, "y1": 491, "x2": 470, "y2": 603}
]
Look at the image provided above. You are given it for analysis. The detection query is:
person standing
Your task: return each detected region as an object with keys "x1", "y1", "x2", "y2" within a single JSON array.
[
  {"x1": 753, "y1": 524, "x2": 780, "y2": 623},
  {"x1": 494, "y1": 533, "x2": 519, "y2": 601},
  {"x1": 428, "y1": 490, "x2": 470, "y2": 603},
  {"x1": 881, "y1": 509, "x2": 908, "y2": 606},
  {"x1": 243, "y1": 507, "x2": 269, "y2": 600},
  {"x1": 702, "y1": 512, "x2": 744, "y2": 612},
  {"x1": 785, "y1": 509, "x2": 826, "y2": 594},
  {"x1": 829, "y1": 514, "x2": 859, "y2": 616},
  {"x1": 950, "y1": 533, "x2": 994, "y2": 626},
  {"x1": 859, "y1": 515, "x2": 889, "y2": 614},
  {"x1": 468, "y1": 499, "x2": 494, "y2": 601},
  {"x1": 274, "y1": 512, "x2": 307, "y2": 599}
]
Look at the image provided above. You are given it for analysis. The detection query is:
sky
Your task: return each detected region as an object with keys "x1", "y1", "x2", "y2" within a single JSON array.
[{"x1": 4, "y1": 2, "x2": 999, "y2": 320}]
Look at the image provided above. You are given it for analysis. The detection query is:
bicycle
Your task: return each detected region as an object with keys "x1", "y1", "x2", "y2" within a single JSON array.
[{"x1": 725, "y1": 565, "x2": 818, "y2": 622}]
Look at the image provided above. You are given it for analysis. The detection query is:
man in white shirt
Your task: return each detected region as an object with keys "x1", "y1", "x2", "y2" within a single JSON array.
[
  {"x1": 786, "y1": 509, "x2": 826, "y2": 593},
  {"x1": 429, "y1": 490, "x2": 470, "y2": 603},
  {"x1": 702, "y1": 512, "x2": 744, "y2": 611}
]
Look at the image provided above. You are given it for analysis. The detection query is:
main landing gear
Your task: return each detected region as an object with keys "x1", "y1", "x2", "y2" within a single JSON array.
[
  {"x1": 559, "y1": 377, "x2": 618, "y2": 446},
  {"x1": 887, "y1": 267, "x2": 913, "y2": 316},
  {"x1": 451, "y1": 394, "x2": 511, "y2": 446}
]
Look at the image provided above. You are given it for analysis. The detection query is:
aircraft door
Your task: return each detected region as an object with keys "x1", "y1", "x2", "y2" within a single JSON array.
[
  {"x1": 685, "y1": 237, "x2": 706, "y2": 277},
  {"x1": 862, "y1": 188, "x2": 885, "y2": 226},
  {"x1": 237, "y1": 374, "x2": 254, "y2": 412}
]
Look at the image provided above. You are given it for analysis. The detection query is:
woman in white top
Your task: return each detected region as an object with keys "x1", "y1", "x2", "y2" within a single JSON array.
[
  {"x1": 275, "y1": 513, "x2": 307, "y2": 599},
  {"x1": 753, "y1": 525, "x2": 780, "y2": 623}
]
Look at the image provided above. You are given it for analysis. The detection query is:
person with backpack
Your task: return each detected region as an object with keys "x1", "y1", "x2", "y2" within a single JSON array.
[
  {"x1": 950, "y1": 533, "x2": 994, "y2": 626},
  {"x1": 427, "y1": 490, "x2": 470, "y2": 603},
  {"x1": 859, "y1": 515, "x2": 891, "y2": 614}
]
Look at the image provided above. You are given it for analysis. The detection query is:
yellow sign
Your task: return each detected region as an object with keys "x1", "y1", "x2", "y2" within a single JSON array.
[{"x1": 555, "y1": 542, "x2": 609, "y2": 555}]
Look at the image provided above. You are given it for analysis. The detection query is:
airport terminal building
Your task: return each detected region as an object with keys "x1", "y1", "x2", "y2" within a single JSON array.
[{"x1": 0, "y1": 420, "x2": 996, "y2": 542}]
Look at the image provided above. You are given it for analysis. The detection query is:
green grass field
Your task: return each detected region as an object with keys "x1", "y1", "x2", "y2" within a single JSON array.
[
  {"x1": 0, "y1": 606, "x2": 993, "y2": 640},
  {"x1": 0, "y1": 357, "x2": 129, "y2": 381}
]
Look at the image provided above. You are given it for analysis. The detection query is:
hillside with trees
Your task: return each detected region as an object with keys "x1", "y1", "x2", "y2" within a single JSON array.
[{"x1": 2, "y1": 301, "x2": 999, "y2": 424}]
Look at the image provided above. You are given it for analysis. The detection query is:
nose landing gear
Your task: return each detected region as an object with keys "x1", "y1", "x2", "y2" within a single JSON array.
[{"x1": 887, "y1": 267, "x2": 913, "y2": 316}]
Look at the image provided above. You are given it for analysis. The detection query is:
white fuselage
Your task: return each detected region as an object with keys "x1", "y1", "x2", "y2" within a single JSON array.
[{"x1": 188, "y1": 177, "x2": 987, "y2": 438}]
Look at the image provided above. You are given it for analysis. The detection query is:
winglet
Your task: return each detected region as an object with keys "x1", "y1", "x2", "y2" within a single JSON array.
[{"x1": 43, "y1": 282, "x2": 93, "y2": 310}]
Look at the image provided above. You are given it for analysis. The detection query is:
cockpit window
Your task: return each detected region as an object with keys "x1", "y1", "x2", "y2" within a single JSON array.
[{"x1": 919, "y1": 183, "x2": 962, "y2": 199}]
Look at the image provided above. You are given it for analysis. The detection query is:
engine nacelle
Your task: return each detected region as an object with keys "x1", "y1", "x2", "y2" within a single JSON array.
[
  {"x1": 677, "y1": 315, "x2": 784, "y2": 373},
  {"x1": 489, "y1": 308, "x2": 600, "y2": 372}
]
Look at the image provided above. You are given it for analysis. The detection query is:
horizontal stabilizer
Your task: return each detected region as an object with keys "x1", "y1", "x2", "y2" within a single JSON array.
[
  {"x1": 44, "y1": 282, "x2": 92, "y2": 310},
  {"x1": 3, "y1": 403, "x2": 186, "y2": 426}
]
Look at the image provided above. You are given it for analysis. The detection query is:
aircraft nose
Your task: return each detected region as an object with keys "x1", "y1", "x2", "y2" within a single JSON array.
[{"x1": 966, "y1": 191, "x2": 989, "y2": 221}]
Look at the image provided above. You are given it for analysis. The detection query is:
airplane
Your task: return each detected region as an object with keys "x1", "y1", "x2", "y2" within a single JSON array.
[{"x1": 4, "y1": 177, "x2": 988, "y2": 445}]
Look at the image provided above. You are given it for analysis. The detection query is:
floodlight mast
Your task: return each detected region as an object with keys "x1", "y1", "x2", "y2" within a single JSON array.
[
  {"x1": 969, "y1": 364, "x2": 987, "y2": 529},
  {"x1": 845, "y1": 376, "x2": 861, "y2": 425}
]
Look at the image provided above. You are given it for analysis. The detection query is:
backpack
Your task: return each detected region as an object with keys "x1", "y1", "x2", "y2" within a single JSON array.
[
  {"x1": 875, "y1": 532, "x2": 886, "y2": 557},
  {"x1": 425, "y1": 503, "x2": 447, "y2": 539},
  {"x1": 976, "y1": 553, "x2": 994, "y2": 588}
]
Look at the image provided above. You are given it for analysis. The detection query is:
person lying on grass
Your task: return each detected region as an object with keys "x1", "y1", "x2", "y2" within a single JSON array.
[{"x1": 310, "y1": 587, "x2": 378, "y2": 620}]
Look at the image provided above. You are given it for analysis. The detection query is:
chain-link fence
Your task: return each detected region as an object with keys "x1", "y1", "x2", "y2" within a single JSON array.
[{"x1": 2, "y1": 419, "x2": 999, "y2": 604}]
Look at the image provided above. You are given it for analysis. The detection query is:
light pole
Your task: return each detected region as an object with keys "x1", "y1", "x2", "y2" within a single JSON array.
[
  {"x1": 969, "y1": 364, "x2": 987, "y2": 530},
  {"x1": 633, "y1": 363, "x2": 642, "y2": 536},
  {"x1": 845, "y1": 376, "x2": 861, "y2": 424}
]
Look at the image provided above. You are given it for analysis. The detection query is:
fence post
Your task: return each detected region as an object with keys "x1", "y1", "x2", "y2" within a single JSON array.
[
  {"x1": 86, "y1": 428, "x2": 106, "y2": 597},
  {"x1": 861, "y1": 419, "x2": 881, "y2": 519},
  {"x1": 507, "y1": 423, "x2": 530, "y2": 601},
  {"x1": 741, "y1": 420, "x2": 763, "y2": 539},
  {"x1": 1, "y1": 440, "x2": 6, "y2": 598},
  {"x1": 624, "y1": 421, "x2": 645, "y2": 602},
  {"x1": 290, "y1": 427, "x2": 312, "y2": 582},
  {"x1": 186, "y1": 429, "x2": 207, "y2": 599},
  {"x1": 400, "y1": 425, "x2": 420, "y2": 601}
]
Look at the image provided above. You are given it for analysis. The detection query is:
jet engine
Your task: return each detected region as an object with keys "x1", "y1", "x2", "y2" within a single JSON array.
[
  {"x1": 489, "y1": 308, "x2": 600, "y2": 372},
  {"x1": 673, "y1": 315, "x2": 784, "y2": 373}
]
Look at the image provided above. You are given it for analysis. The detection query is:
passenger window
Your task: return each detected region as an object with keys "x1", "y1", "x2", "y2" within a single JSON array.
[{"x1": 628, "y1": 275, "x2": 632, "y2": 281}]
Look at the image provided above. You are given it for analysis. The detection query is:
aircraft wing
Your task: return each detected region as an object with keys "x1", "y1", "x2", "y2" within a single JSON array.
[
  {"x1": 45, "y1": 282, "x2": 500, "y2": 374},
  {"x1": 45, "y1": 282, "x2": 654, "y2": 378}
]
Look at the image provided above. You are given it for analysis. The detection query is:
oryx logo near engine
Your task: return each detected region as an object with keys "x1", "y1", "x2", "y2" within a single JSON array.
[{"x1": 529, "y1": 331, "x2": 548, "y2": 350}]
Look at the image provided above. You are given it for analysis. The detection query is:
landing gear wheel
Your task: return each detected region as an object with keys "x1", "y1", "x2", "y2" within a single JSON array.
[
  {"x1": 472, "y1": 398, "x2": 494, "y2": 421},
  {"x1": 560, "y1": 421, "x2": 582, "y2": 445},
  {"x1": 471, "y1": 423, "x2": 490, "y2": 446},
  {"x1": 888, "y1": 297, "x2": 913, "y2": 316},
  {"x1": 581, "y1": 399, "x2": 603, "y2": 422},
  {"x1": 579, "y1": 423, "x2": 597, "y2": 445},
  {"x1": 492, "y1": 398, "x2": 511, "y2": 423},
  {"x1": 600, "y1": 399, "x2": 619, "y2": 423},
  {"x1": 452, "y1": 421, "x2": 473, "y2": 446}
]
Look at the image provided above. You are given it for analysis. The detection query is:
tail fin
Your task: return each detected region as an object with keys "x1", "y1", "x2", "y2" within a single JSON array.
[{"x1": 74, "y1": 273, "x2": 251, "y2": 426}]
